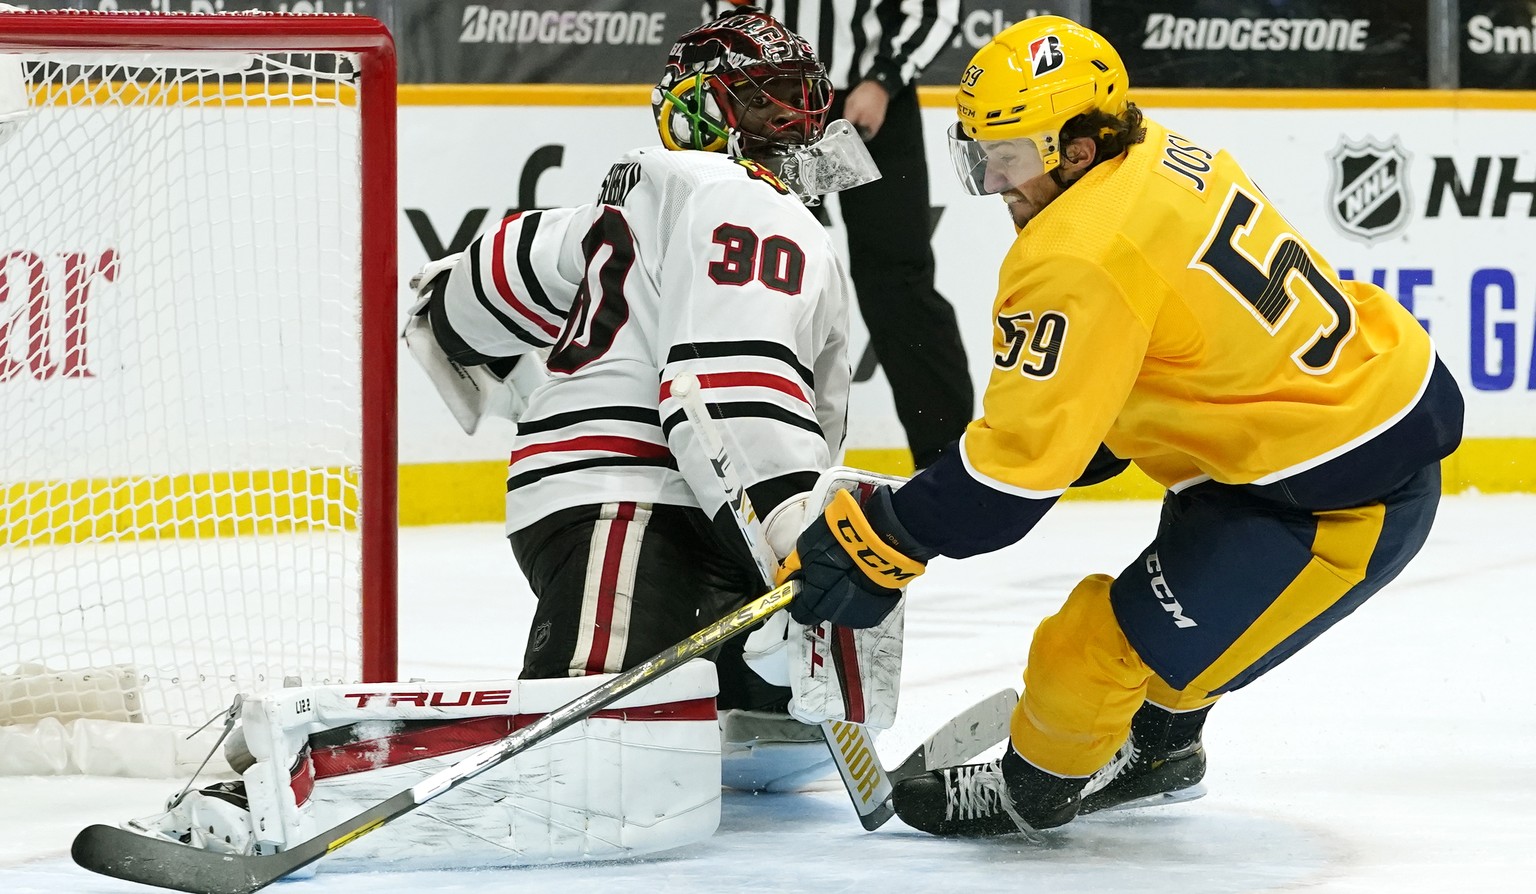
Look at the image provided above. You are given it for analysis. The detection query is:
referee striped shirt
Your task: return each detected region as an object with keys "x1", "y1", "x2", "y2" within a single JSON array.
[{"x1": 708, "y1": 1, "x2": 960, "y2": 91}]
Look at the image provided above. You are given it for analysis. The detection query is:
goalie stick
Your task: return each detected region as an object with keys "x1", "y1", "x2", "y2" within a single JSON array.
[
  {"x1": 670, "y1": 372, "x2": 898, "y2": 827},
  {"x1": 672, "y1": 373, "x2": 1013, "y2": 830},
  {"x1": 71, "y1": 582, "x2": 799, "y2": 894}
]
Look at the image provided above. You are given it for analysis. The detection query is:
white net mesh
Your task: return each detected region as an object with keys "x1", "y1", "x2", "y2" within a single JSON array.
[{"x1": 1, "y1": 41, "x2": 370, "y2": 738}]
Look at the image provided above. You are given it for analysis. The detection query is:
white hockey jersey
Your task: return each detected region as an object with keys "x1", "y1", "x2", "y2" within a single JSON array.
[{"x1": 433, "y1": 147, "x2": 851, "y2": 534}]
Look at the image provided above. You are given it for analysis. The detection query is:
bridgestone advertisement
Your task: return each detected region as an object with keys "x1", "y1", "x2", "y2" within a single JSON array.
[
  {"x1": 386, "y1": 1, "x2": 1066, "y2": 87},
  {"x1": 395, "y1": 0, "x2": 683, "y2": 85},
  {"x1": 1091, "y1": 0, "x2": 1430, "y2": 88}
]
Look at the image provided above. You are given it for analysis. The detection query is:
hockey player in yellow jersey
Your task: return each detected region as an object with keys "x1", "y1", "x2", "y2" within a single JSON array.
[{"x1": 779, "y1": 15, "x2": 1464, "y2": 836}]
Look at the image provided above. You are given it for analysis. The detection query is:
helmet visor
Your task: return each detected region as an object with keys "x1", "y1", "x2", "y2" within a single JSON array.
[
  {"x1": 947, "y1": 124, "x2": 1048, "y2": 196},
  {"x1": 759, "y1": 118, "x2": 882, "y2": 198}
]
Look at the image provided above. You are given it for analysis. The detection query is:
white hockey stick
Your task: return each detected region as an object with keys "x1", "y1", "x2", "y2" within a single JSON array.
[
  {"x1": 671, "y1": 372, "x2": 895, "y2": 825},
  {"x1": 887, "y1": 688, "x2": 1019, "y2": 783},
  {"x1": 674, "y1": 372, "x2": 920, "y2": 829}
]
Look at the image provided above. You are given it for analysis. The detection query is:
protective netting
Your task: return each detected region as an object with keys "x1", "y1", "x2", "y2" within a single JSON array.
[{"x1": 0, "y1": 45, "x2": 367, "y2": 738}]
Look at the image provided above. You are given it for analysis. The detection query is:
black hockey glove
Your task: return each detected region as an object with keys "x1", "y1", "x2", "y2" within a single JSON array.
[{"x1": 782, "y1": 485, "x2": 935, "y2": 629}]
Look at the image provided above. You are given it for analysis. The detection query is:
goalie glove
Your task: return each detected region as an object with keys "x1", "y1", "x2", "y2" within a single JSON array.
[
  {"x1": 784, "y1": 485, "x2": 934, "y2": 628},
  {"x1": 401, "y1": 253, "x2": 544, "y2": 433}
]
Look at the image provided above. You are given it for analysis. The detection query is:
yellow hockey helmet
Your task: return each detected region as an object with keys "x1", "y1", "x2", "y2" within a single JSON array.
[{"x1": 950, "y1": 16, "x2": 1129, "y2": 195}]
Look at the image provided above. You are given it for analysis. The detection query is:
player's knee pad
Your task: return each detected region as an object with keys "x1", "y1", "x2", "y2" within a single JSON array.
[
  {"x1": 127, "y1": 660, "x2": 722, "y2": 870},
  {"x1": 1014, "y1": 574, "x2": 1153, "y2": 777}
]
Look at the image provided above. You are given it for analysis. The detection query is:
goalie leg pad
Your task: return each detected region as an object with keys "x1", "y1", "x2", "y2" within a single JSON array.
[
  {"x1": 129, "y1": 660, "x2": 722, "y2": 870},
  {"x1": 744, "y1": 467, "x2": 908, "y2": 729}
]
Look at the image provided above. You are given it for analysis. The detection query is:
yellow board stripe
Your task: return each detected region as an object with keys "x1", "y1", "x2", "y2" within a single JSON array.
[
  {"x1": 395, "y1": 84, "x2": 1536, "y2": 111},
  {"x1": 1114, "y1": 88, "x2": 1536, "y2": 111},
  {"x1": 38, "y1": 81, "x2": 1529, "y2": 112},
  {"x1": 392, "y1": 438, "x2": 1536, "y2": 527},
  {"x1": 1, "y1": 468, "x2": 357, "y2": 546},
  {"x1": 399, "y1": 84, "x2": 642, "y2": 106},
  {"x1": 2, "y1": 437, "x2": 1528, "y2": 544},
  {"x1": 845, "y1": 439, "x2": 1536, "y2": 500}
]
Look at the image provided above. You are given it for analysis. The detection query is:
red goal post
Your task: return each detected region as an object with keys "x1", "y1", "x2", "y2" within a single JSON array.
[{"x1": 0, "y1": 10, "x2": 397, "y2": 775}]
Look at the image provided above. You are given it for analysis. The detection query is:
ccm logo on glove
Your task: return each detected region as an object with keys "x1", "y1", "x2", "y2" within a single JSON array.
[
  {"x1": 785, "y1": 486, "x2": 932, "y2": 629},
  {"x1": 832, "y1": 508, "x2": 922, "y2": 584}
]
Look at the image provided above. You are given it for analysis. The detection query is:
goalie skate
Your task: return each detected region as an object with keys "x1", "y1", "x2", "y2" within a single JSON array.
[
  {"x1": 719, "y1": 708, "x2": 834, "y2": 793},
  {"x1": 129, "y1": 782, "x2": 259, "y2": 857}
]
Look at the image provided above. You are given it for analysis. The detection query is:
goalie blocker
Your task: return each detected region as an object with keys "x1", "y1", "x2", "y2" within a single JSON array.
[{"x1": 129, "y1": 662, "x2": 721, "y2": 871}]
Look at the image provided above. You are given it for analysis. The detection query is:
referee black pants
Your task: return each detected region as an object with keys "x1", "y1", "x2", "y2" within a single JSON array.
[{"x1": 833, "y1": 83, "x2": 974, "y2": 469}]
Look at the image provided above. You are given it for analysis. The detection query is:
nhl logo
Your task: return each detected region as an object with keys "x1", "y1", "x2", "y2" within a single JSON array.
[{"x1": 1328, "y1": 137, "x2": 1411, "y2": 243}]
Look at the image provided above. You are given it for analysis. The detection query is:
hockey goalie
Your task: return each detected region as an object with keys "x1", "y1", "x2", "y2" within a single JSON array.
[
  {"x1": 117, "y1": 7, "x2": 905, "y2": 872},
  {"x1": 121, "y1": 468, "x2": 906, "y2": 872}
]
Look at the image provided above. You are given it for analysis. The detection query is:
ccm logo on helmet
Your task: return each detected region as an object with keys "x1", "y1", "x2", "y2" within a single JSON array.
[{"x1": 1029, "y1": 35, "x2": 1065, "y2": 76}]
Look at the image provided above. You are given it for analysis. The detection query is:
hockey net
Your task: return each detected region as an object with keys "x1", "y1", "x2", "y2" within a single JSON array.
[{"x1": 0, "y1": 11, "x2": 398, "y2": 776}]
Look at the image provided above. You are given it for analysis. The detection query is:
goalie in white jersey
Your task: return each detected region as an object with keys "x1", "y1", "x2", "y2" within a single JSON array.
[
  {"x1": 408, "y1": 8, "x2": 883, "y2": 789},
  {"x1": 118, "y1": 10, "x2": 888, "y2": 873}
]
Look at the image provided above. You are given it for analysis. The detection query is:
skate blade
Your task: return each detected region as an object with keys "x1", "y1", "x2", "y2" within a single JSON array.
[{"x1": 1088, "y1": 782, "x2": 1208, "y2": 815}]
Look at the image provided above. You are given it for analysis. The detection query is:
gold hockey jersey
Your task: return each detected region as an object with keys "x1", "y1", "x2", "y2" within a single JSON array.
[{"x1": 964, "y1": 118, "x2": 1438, "y2": 496}]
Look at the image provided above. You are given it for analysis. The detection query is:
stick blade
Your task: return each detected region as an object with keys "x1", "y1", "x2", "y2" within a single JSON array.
[
  {"x1": 72, "y1": 824, "x2": 288, "y2": 894},
  {"x1": 920, "y1": 688, "x2": 1018, "y2": 771},
  {"x1": 857, "y1": 799, "x2": 896, "y2": 831}
]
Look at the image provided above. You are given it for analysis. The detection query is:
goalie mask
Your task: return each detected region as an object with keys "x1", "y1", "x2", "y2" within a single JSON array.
[{"x1": 652, "y1": 9, "x2": 875, "y2": 198}]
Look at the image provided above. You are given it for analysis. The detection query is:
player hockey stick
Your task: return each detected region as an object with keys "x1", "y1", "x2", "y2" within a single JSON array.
[
  {"x1": 71, "y1": 581, "x2": 800, "y2": 894},
  {"x1": 886, "y1": 688, "x2": 1019, "y2": 786},
  {"x1": 673, "y1": 372, "x2": 909, "y2": 830}
]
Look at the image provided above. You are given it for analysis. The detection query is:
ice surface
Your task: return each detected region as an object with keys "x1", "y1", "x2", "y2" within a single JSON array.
[{"x1": 2, "y1": 494, "x2": 1532, "y2": 893}]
